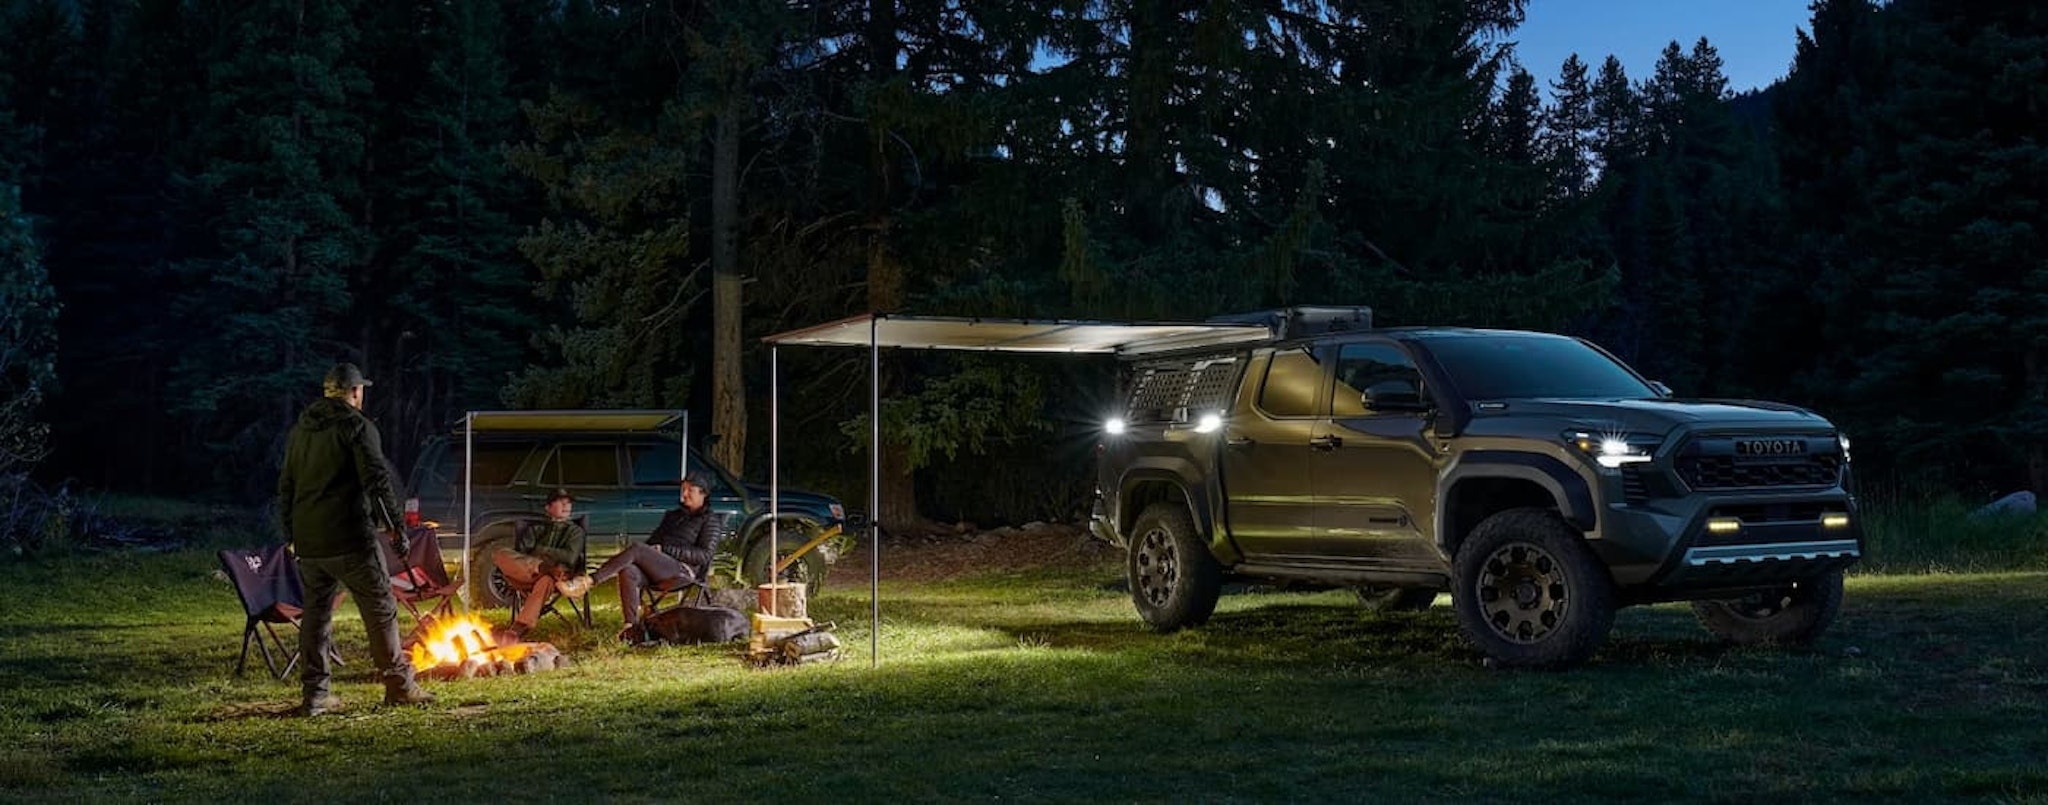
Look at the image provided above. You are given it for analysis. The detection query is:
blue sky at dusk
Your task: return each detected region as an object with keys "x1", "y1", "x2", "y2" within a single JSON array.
[{"x1": 1505, "y1": 0, "x2": 1815, "y2": 94}]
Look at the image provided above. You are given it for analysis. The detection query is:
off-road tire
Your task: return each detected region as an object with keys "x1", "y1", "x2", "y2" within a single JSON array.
[
  {"x1": 465, "y1": 534, "x2": 516, "y2": 608},
  {"x1": 1354, "y1": 586, "x2": 1439, "y2": 612},
  {"x1": 1690, "y1": 570, "x2": 1844, "y2": 646},
  {"x1": 1452, "y1": 508, "x2": 1615, "y2": 670},
  {"x1": 742, "y1": 530, "x2": 830, "y2": 595},
  {"x1": 1128, "y1": 502, "x2": 1222, "y2": 632}
]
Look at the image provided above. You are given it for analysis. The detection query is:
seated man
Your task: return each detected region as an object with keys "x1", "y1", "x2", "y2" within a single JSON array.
[
  {"x1": 493, "y1": 488, "x2": 592, "y2": 638},
  {"x1": 590, "y1": 473, "x2": 726, "y2": 641}
]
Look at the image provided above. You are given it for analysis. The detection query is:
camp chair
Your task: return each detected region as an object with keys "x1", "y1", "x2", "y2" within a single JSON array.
[
  {"x1": 509, "y1": 515, "x2": 592, "y2": 630},
  {"x1": 379, "y1": 525, "x2": 461, "y2": 643},
  {"x1": 218, "y1": 544, "x2": 318, "y2": 679},
  {"x1": 632, "y1": 512, "x2": 731, "y2": 622}
]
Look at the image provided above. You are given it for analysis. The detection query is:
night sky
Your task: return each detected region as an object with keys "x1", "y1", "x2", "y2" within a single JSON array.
[{"x1": 1508, "y1": 0, "x2": 1811, "y2": 93}]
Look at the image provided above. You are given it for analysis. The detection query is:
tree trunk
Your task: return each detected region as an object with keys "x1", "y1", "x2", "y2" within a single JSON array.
[{"x1": 710, "y1": 90, "x2": 747, "y2": 477}]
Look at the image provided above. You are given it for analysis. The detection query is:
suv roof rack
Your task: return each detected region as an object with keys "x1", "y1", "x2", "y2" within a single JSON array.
[{"x1": 1206, "y1": 305, "x2": 1373, "y2": 340}]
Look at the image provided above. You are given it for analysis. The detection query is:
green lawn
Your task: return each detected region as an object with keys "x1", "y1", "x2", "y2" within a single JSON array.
[{"x1": 2, "y1": 536, "x2": 2045, "y2": 803}]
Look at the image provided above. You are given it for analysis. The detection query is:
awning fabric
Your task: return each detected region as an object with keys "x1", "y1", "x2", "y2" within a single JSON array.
[
  {"x1": 762, "y1": 313, "x2": 1273, "y2": 356},
  {"x1": 459, "y1": 410, "x2": 682, "y2": 433}
]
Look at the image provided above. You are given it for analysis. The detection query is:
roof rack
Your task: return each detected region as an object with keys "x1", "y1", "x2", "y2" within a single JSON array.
[{"x1": 1206, "y1": 305, "x2": 1374, "y2": 340}]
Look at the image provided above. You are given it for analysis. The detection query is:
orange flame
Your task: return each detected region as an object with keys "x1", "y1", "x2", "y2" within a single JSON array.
[{"x1": 408, "y1": 613, "x2": 500, "y2": 669}]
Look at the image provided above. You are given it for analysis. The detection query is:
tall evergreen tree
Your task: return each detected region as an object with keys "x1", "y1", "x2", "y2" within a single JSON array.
[
  {"x1": 168, "y1": 0, "x2": 374, "y2": 495},
  {"x1": 0, "y1": 183, "x2": 59, "y2": 474},
  {"x1": 1542, "y1": 54, "x2": 1597, "y2": 199}
]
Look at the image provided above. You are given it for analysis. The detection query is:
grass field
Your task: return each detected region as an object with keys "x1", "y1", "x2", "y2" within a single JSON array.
[{"x1": 2, "y1": 504, "x2": 2046, "y2": 803}]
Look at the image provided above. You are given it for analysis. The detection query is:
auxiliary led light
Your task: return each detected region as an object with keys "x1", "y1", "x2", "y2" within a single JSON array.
[
  {"x1": 1104, "y1": 417, "x2": 1127, "y2": 436},
  {"x1": 1821, "y1": 513, "x2": 1851, "y2": 529},
  {"x1": 1706, "y1": 517, "x2": 1743, "y2": 535},
  {"x1": 1194, "y1": 413, "x2": 1223, "y2": 434}
]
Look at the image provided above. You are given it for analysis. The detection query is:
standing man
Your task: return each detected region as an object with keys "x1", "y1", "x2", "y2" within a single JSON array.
[{"x1": 278, "y1": 362, "x2": 435, "y2": 716}]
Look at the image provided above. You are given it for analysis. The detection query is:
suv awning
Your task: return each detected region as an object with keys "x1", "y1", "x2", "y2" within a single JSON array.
[
  {"x1": 761, "y1": 313, "x2": 1273, "y2": 356},
  {"x1": 460, "y1": 410, "x2": 683, "y2": 433}
]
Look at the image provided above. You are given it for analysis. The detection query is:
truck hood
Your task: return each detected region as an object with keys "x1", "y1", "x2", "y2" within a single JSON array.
[
  {"x1": 744, "y1": 484, "x2": 846, "y2": 521},
  {"x1": 1468, "y1": 397, "x2": 1834, "y2": 437}
]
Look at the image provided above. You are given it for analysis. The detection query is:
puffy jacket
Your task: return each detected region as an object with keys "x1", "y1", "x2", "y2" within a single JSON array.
[
  {"x1": 278, "y1": 397, "x2": 404, "y2": 558},
  {"x1": 649, "y1": 505, "x2": 726, "y2": 571}
]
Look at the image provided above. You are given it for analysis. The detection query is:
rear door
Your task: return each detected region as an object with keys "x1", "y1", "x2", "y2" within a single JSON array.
[
  {"x1": 1220, "y1": 347, "x2": 1325, "y2": 559},
  {"x1": 1313, "y1": 339, "x2": 1441, "y2": 565}
]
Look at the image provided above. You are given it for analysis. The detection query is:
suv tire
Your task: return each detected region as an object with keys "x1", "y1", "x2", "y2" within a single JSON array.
[
  {"x1": 1354, "y1": 586, "x2": 1438, "y2": 612},
  {"x1": 1452, "y1": 508, "x2": 1615, "y2": 670},
  {"x1": 1690, "y1": 570, "x2": 1843, "y2": 646},
  {"x1": 1128, "y1": 502, "x2": 1222, "y2": 632},
  {"x1": 742, "y1": 531, "x2": 830, "y2": 595},
  {"x1": 465, "y1": 530, "x2": 517, "y2": 608}
]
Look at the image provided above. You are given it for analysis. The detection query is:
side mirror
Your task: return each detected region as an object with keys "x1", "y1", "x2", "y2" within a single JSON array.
[
  {"x1": 1361, "y1": 379, "x2": 1430, "y2": 413},
  {"x1": 1649, "y1": 380, "x2": 1673, "y2": 398}
]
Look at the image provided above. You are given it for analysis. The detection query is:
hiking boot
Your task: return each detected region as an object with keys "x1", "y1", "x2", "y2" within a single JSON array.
[
  {"x1": 383, "y1": 683, "x2": 436, "y2": 707},
  {"x1": 557, "y1": 574, "x2": 593, "y2": 599},
  {"x1": 301, "y1": 694, "x2": 343, "y2": 717},
  {"x1": 616, "y1": 623, "x2": 642, "y2": 644}
]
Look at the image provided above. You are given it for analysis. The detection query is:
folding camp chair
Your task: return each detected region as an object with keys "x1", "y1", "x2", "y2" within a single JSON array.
[
  {"x1": 218, "y1": 544, "x2": 333, "y2": 680},
  {"x1": 379, "y1": 525, "x2": 461, "y2": 644},
  {"x1": 509, "y1": 515, "x2": 592, "y2": 630},
  {"x1": 633, "y1": 513, "x2": 725, "y2": 619}
]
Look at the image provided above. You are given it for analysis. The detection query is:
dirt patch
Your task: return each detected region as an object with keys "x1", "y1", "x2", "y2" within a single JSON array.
[{"x1": 835, "y1": 523, "x2": 1120, "y2": 584}]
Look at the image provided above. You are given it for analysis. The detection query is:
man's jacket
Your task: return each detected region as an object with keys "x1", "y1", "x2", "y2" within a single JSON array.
[
  {"x1": 278, "y1": 397, "x2": 404, "y2": 559},
  {"x1": 649, "y1": 505, "x2": 727, "y2": 571},
  {"x1": 516, "y1": 519, "x2": 586, "y2": 572}
]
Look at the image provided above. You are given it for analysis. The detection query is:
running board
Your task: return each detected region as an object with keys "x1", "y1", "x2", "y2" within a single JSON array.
[{"x1": 1230, "y1": 563, "x2": 1448, "y2": 589}]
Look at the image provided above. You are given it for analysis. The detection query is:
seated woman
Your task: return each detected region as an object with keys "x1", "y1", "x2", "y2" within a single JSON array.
[{"x1": 590, "y1": 473, "x2": 725, "y2": 641}]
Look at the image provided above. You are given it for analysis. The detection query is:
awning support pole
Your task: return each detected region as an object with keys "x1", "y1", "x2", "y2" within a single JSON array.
[
  {"x1": 769, "y1": 346, "x2": 779, "y2": 616},
  {"x1": 870, "y1": 315, "x2": 881, "y2": 667}
]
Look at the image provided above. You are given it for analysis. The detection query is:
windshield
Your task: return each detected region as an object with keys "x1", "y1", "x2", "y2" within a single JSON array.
[{"x1": 1419, "y1": 333, "x2": 1655, "y2": 400}]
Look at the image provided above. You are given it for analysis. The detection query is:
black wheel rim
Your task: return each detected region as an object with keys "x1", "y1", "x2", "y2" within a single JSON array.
[
  {"x1": 1133, "y1": 526, "x2": 1180, "y2": 608},
  {"x1": 1475, "y1": 541, "x2": 1570, "y2": 644},
  {"x1": 488, "y1": 566, "x2": 517, "y2": 605}
]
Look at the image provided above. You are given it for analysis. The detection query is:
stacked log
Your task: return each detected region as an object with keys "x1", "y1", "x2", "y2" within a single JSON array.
[{"x1": 418, "y1": 642, "x2": 566, "y2": 681}]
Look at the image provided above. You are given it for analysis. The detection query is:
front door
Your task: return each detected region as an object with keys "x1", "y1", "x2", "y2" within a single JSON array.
[
  {"x1": 1313, "y1": 340, "x2": 1442, "y2": 565},
  {"x1": 1220, "y1": 347, "x2": 1325, "y2": 559}
]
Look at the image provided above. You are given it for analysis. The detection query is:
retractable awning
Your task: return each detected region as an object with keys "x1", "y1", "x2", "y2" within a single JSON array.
[
  {"x1": 757, "y1": 313, "x2": 1279, "y2": 667},
  {"x1": 763, "y1": 313, "x2": 1273, "y2": 356},
  {"x1": 459, "y1": 410, "x2": 683, "y2": 433}
]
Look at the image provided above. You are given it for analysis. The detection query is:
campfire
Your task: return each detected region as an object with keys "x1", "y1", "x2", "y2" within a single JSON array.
[{"x1": 408, "y1": 613, "x2": 568, "y2": 680}]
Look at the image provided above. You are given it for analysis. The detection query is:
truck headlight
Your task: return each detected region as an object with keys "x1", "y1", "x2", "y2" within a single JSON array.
[
  {"x1": 1837, "y1": 432, "x2": 1851, "y2": 463},
  {"x1": 1565, "y1": 430, "x2": 1658, "y2": 468}
]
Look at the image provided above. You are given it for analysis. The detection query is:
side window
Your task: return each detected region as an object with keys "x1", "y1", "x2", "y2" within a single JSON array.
[
  {"x1": 627, "y1": 443, "x2": 684, "y2": 487},
  {"x1": 428, "y1": 441, "x2": 535, "y2": 487},
  {"x1": 539, "y1": 444, "x2": 621, "y2": 487},
  {"x1": 1257, "y1": 346, "x2": 1324, "y2": 418},
  {"x1": 1331, "y1": 342, "x2": 1424, "y2": 417}
]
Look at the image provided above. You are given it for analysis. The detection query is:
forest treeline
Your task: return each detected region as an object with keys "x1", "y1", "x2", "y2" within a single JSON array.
[{"x1": 0, "y1": 0, "x2": 2040, "y2": 529}]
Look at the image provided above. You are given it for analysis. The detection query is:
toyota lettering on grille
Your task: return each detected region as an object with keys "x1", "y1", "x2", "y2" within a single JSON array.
[{"x1": 1735, "y1": 438, "x2": 1806, "y2": 456}]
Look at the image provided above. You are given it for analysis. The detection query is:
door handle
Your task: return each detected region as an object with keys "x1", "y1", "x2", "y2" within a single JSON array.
[
  {"x1": 1310, "y1": 435, "x2": 1342, "y2": 451},
  {"x1": 1225, "y1": 435, "x2": 1255, "y2": 448},
  {"x1": 637, "y1": 502, "x2": 662, "y2": 508}
]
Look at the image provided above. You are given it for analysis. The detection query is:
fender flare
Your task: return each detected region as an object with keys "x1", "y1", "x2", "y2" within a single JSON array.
[
  {"x1": 1439, "y1": 451, "x2": 1597, "y2": 546},
  {"x1": 1117, "y1": 467, "x2": 1220, "y2": 554}
]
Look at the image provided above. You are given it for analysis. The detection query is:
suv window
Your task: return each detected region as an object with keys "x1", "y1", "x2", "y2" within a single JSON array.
[
  {"x1": 1257, "y1": 346, "x2": 1324, "y2": 417},
  {"x1": 421, "y1": 440, "x2": 536, "y2": 487},
  {"x1": 1332, "y1": 342, "x2": 1423, "y2": 417},
  {"x1": 539, "y1": 444, "x2": 620, "y2": 487},
  {"x1": 628, "y1": 443, "x2": 684, "y2": 487},
  {"x1": 1421, "y1": 334, "x2": 1654, "y2": 400}
]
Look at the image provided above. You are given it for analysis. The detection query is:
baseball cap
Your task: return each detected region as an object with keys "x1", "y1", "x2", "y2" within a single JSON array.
[{"x1": 322, "y1": 363, "x2": 373, "y2": 393}]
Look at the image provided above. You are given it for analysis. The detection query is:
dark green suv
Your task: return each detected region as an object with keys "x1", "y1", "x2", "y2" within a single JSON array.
[
  {"x1": 1092, "y1": 307, "x2": 1861, "y2": 669},
  {"x1": 404, "y1": 411, "x2": 852, "y2": 606}
]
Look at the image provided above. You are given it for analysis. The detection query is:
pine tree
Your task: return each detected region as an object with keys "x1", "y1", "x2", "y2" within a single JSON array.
[
  {"x1": 0, "y1": 184, "x2": 59, "y2": 473},
  {"x1": 1542, "y1": 54, "x2": 1597, "y2": 199},
  {"x1": 168, "y1": 0, "x2": 374, "y2": 496}
]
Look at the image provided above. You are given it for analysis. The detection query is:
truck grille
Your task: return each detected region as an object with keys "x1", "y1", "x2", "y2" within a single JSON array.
[{"x1": 1678, "y1": 452, "x2": 1840, "y2": 490}]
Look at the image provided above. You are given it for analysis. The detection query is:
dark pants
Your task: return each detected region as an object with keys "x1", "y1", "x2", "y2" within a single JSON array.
[
  {"x1": 299, "y1": 549, "x2": 417, "y2": 699},
  {"x1": 590, "y1": 543, "x2": 691, "y2": 625}
]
